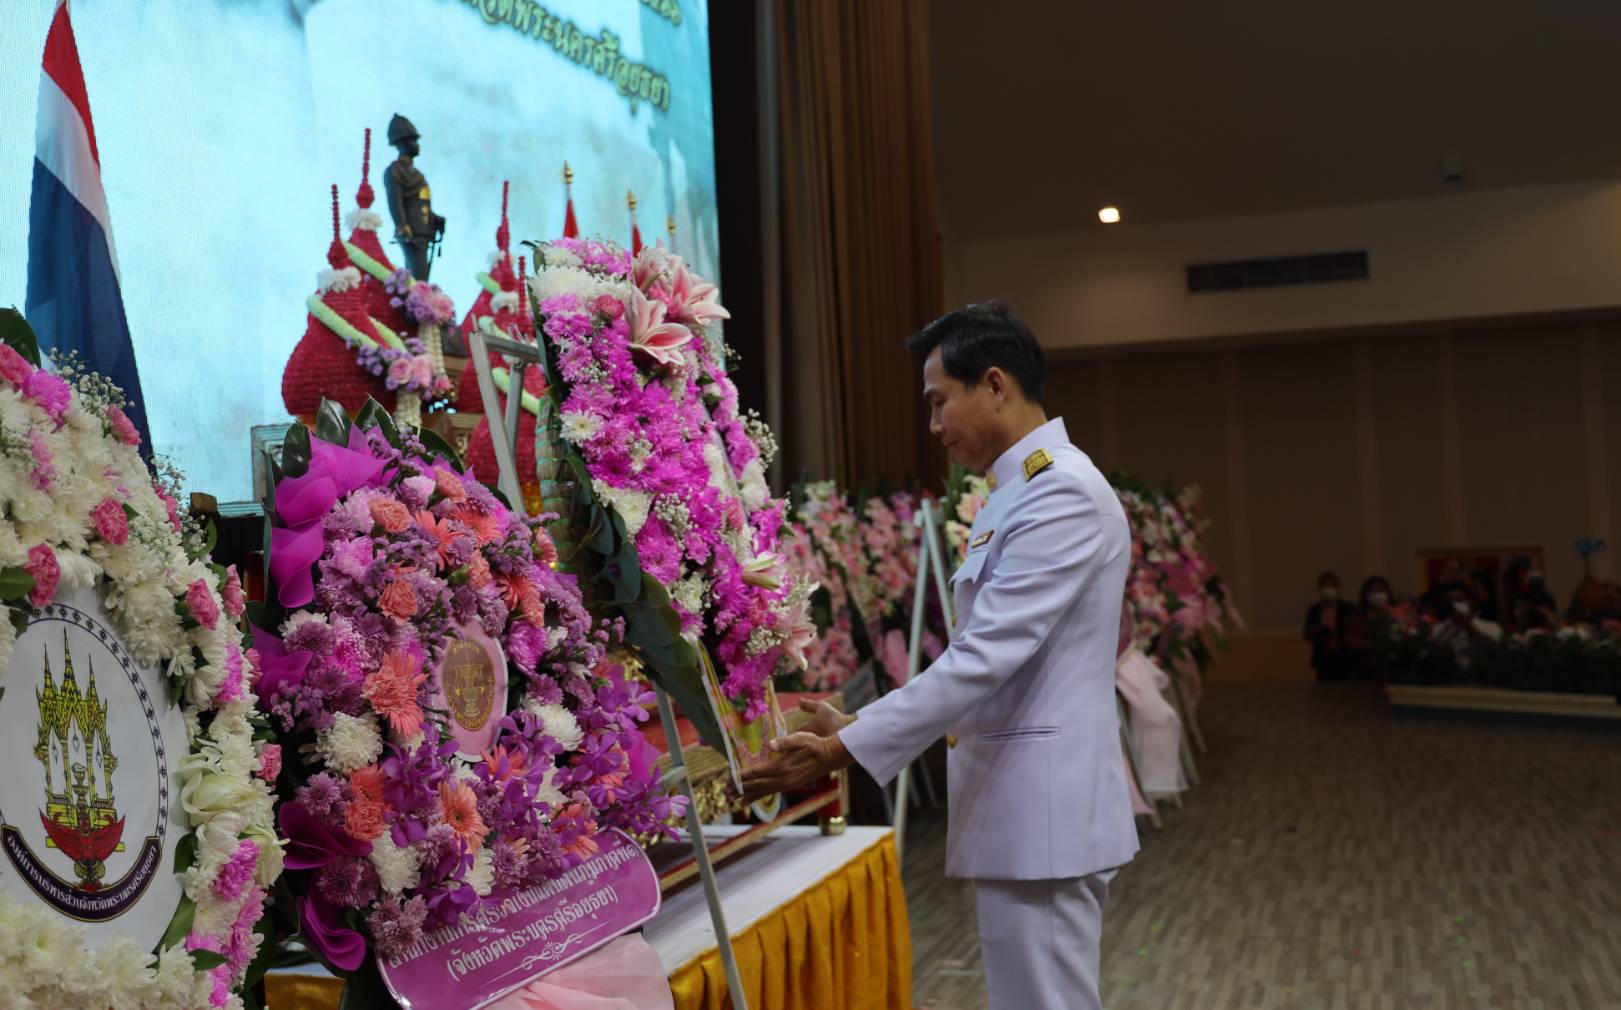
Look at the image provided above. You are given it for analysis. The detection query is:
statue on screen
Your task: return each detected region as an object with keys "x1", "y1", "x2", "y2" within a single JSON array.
[{"x1": 384, "y1": 113, "x2": 446, "y2": 281}]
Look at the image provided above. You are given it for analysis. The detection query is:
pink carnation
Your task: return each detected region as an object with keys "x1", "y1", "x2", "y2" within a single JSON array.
[
  {"x1": 187, "y1": 578, "x2": 221, "y2": 630},
  {"x1": 155, "y1": 485, "x2": 183, "y2": 532},
  {"x1": 369, "y1": 497, "x2": 412, "y2": 534},
  {"x1": 27, "y1": 430, "x2": 54, "y2": 491},
  {"x1": 91, "y1": 497, "x2": 129, "y2": 546},
  {"x1": 379, "y1": 578, "x2": 418, "y2": 621},
  {"x1": 22, "y1": 370, "x2": 71, "y2": 423},
  {"x1": 593, "y1": 293, "x2": 626, "y2": 320},
  {"x1": 24, "y1": 544, "x2": 59, "y2": 608},
  {"x1": 222, "y1": 564, "x2": 246, "y2": 618},
  {"x1": 434, "y1": 468, "x2": 467, "y2": 502},
  {"x1": 106, "y1": 405, "x2": 141, "y2": 446},
  {"x1": 259, "y1": 744, "x2": 282, "y2": 782},
  {"x1": 213, "y1": 839, "x2": 259, "y2": 902},
  {"x1": 0, "y1": 343, "x2": 32, "y2": 387}
]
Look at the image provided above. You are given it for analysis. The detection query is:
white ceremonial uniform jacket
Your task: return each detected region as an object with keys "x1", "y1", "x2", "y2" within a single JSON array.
[{"x1": 840, "y1": 418, "x2": 1139, "y2": 881}]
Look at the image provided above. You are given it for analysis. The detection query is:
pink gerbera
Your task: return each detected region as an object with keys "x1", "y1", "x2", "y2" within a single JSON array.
[
  {"x1": 438, "y1": 780, "x2": 489, "y2": 852},
  {"x1": 416, "y1": 510, "x2": 464, "y2": 570},
  {"x1": 362, "y1": 650, "x2": 427, "y2": 738}
]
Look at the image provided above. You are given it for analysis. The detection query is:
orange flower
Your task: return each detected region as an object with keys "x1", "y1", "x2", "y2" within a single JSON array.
[
  {"x1": 451, "y1": 503, "x2": 501, "y2": 546},
  {"x1": 378, "y1": 578, "x2": 418, "y2": 621},
  {"x1": 344, "y1": 797, "x2": 386, "y2": 841},
  {"x1": 438, "y1": 780, "x2": 490, "y2": 852},
  {"x1": 435, "y1": 469, "x2": 468, "y2": 503},
  {"x1": 350, "y1": 764, "x2": 387, "y2": 805},
  {"x1": 369, "y1": 498, "x2": 412, "y2": 534},
  {"x1": 363, "y1": 651, "x2": 427, "y2": 738},
  {"x1": 533, "y1": 528, "x2": 559, "y2": 569},
  {"x1": 480, "y1": 745, "x2": 528, "y2": 783},
  {"x1": 496, "y1": 572, "x2": 535, "y2": 611},
  {"x1": 466, "y1": 553, "x2": 493, "y2": 590},
  {"x1": 416, "y1": 510, "x2": 464, "y2": 570}
]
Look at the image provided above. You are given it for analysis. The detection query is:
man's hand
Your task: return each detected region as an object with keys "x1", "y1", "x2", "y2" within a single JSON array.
[
  {"x1": 796, "y1": 696, "x2": 856, "y2": 738},
  {"x1": 738, "y1": 730, "x2": 852, "y2": 803}
]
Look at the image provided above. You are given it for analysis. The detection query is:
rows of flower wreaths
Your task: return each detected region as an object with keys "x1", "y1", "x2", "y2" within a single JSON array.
[{"x1": 781, "y1": 468, "x2": 1244, "y2": 699}]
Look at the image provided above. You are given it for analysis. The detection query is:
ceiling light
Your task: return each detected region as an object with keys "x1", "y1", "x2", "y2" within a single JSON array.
[{"x1": 1098, "y1": 206, "x2": 1121, "y2": 224}]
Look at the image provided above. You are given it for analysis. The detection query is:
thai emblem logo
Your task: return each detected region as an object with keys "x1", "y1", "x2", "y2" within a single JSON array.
[
  {"x1": 0, "y1": 589, "x2": 184, "y2": 939},
  {"x1": 431, "y1": 622, "x2": 507, "y2": 759},
  {"x1": 34, "y1": 630, "x2": 126, "y2": 892}
]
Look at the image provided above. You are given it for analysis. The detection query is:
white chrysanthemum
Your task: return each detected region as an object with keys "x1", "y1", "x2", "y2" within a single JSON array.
[
  {"x1": 491, "y1": 289, "x2": 520, "y2": 314},
  {"x1": 673, "y1": 573, "x2": 708, "y2": 615},
  {"x1": 739, "y1": 458, "x2": 770, "y2": 512},
  {"x1": 281, "y1": 610, "x2": 330, "y2": 636},
  {"x1": 533, "y1": 764, "x2": 569, "y2": 812},
  {"x1": 53, "y1": 550, "x2": 101, "y2": 589},
  {"x1": 370, "y1": 831, "x2": 422, "y2": 894},
  {"x1": 544, "y1": 245, "x2": 583, "y2": 268},
  {"x1": 560, "y1": 410, "x2": 603, "y2": 444},
  {"x1": 314, "y1": 712, "x2": 384, "y2": 773},
  {"x1": 344, "y1": 208, "x2": 383, "y2": 232},
  {"x1": 591, "y1": 480, "x2": 653, "y2": 538},
  {"x1": 316, "y1": 265, "x2": 362, "y2": 294},
  {"x1": 524, "y1": 700, "x2": 584, "y2": 752},
  {"x1": 467, "y1": 847, "x2": 495, "y2": 897}
]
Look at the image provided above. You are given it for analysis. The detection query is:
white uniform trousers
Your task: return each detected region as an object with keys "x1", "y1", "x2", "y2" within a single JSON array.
[{"x1": 975, "y1": 871, "x2": 1114, "y2": 1010}]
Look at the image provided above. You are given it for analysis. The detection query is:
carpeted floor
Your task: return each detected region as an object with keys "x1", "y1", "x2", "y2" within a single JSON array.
[{"x1": 904, "y1": 681, "x2": 1621, "y2": 1009}]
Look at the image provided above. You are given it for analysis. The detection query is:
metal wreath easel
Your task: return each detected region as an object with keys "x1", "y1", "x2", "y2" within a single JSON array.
[
  {"x1": 466, "y1": 324, "x2": 751, "y2": 1009},
  {"x1": 889, "y1": 498, "x2": 956, "y2": 863}
]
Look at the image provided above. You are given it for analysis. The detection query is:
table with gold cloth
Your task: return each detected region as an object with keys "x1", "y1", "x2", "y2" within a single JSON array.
[{"x1": 265, "y1": 825, "x2": 911, "y2": 1010}]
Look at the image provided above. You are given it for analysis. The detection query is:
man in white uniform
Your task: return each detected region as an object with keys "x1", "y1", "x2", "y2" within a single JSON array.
[{"x1": 741, "y1": 301, "x2": 1139, "y2": 1010}]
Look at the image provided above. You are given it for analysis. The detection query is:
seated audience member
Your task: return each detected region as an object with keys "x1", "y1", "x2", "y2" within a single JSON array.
[
  {"x1": 1430, "y1": 584, "x2": 1502, "y2": 673},
  {"x1": 1512, "y1": 570, "x2": 1560, "y2": 630},
  {"x1": 1303, "y1": 571, "x2": 1357, "y2": 679}
]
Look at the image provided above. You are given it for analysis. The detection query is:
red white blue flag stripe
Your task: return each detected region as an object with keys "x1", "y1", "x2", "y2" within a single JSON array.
[{"x1": 27, "y1": 0, "x2": 151, "y2": 450}]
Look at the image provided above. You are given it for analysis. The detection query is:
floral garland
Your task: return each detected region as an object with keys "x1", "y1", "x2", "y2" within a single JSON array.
[
  {"x1": 530, "y1": 238, "x2": 814, "y2": 721},
  {"x1": 0, "y1": 329, "x2": 280, "y2": 1010},
  {"x1": 256, "y1": 405, "x2": 681, "y2": 974}
]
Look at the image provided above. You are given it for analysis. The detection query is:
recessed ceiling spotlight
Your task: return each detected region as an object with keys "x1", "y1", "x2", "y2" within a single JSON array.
[{"x1": 1098, "y1": 206, "x2": 1121, "y2": 224}]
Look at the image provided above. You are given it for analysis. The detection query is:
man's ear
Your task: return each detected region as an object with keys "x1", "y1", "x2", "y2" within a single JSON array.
[{"x1": 982, "y1": 366, "x2": 1008, "y2": 401}]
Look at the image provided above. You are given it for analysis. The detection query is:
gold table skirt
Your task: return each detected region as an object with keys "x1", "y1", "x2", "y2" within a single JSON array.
[{"x1": 265, "y1": 835, "x2": 911, "y2": 1010}]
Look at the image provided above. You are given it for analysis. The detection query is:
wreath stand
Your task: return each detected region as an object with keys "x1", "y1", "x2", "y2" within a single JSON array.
[
  {"x1": 887, "y1": 498, "x2": 956, "y2": 863},
  {"x1": 467, "y1": 325, "x2": 751, "y2": 1009}
]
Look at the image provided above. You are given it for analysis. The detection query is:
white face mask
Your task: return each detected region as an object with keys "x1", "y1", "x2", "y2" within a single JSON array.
[
  {"x1": 1368, "y1": 592, "x2": 1389, "y2": 607},
  {"x1": 1453, "y1": 600, "x2": 1471, "y2": 616},
  {"x1": 1320, "y1": 586, "x2": 1339, "y2": 601}
]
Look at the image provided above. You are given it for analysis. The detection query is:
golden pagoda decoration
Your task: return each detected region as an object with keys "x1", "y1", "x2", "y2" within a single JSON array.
[{"x1": 33, "y1": 631, "x2": 124, "y2": 891}]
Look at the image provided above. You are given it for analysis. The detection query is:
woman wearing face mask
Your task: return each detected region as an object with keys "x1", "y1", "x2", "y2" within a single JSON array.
[
  {"x1": 1345, "y1": 576, "x2": 1394, "y2": 679},
  {"x1": 1303, "y1": 571, "x2": 1357, "y2": 679}
]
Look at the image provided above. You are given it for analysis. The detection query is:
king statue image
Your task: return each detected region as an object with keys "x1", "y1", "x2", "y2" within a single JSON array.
[{"x1": 383, "y1": 113, "x2": 446, "y2": 281}]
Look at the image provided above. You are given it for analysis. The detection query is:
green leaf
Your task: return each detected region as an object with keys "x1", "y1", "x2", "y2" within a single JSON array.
[
  {"x1": 157, "y1": 896, "x2": 197, "y2": 954},
  {"x1": 339, "y1": 956, "x2": 393, "y2": 1010},
  {"x1": 354, "y1": 398, "x2": 401, "y2": 447},
  {"x1": 0, "y1": 307, "x2": 41, "y2": 367},
  {"x1": 281, "y1": 423, "x2": 311, "y2": 479},
  {"x1": 190, "y1": 949, "x2": 228, "y2": 971},
  {"x1": 9, "y1": 605, "x2": 28, "y2": 640},
  {"x1": 415, "y1": 424, "x2": 465, "y2": 472},
  {"x1": 241, "y1": 916, "x2": 288, "y2": 990},
  {"x1": 0, "y1": 568, "x2": 36, "y2": 602},
  {"x1": 172, "y1": 831, "x2": 198, "y2": 873},
  {"x1": 190, "y1": 518, "x2": 218, "y2": 564},
  {"x1": 315, "y1": 398, "x2": 352, "y2": 447}
]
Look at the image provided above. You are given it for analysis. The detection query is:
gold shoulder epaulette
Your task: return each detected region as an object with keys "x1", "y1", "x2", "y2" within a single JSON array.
[{"x1": 1022, "y1": 448, "x2": 1054, "y2": 481}]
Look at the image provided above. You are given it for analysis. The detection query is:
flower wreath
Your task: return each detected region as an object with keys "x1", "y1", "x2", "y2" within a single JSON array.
[
  {"x1": 0, "y1": 313, "x2": 280, "y2": 1010},
  {"x1": 254, "y1": 400, "x2": 681, "y2": 984},
  {"x1": 528, "y1": 238, "x2": 815, "y2": 728}
]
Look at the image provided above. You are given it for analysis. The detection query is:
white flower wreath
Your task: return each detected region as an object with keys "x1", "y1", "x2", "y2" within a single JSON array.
[{"x1": 0, "y1": 315, "x2": 282, "y2": 1010}]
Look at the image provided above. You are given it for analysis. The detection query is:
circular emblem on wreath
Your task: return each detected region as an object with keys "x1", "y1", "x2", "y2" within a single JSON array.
[{"x1": 0, "y1": 586, "x2": 187, "y2": 947}]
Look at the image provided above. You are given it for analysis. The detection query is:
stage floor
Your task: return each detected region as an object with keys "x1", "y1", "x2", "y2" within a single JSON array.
[{"x1": 904, "y1": 681, "x2": 1621, "y2": 1009}]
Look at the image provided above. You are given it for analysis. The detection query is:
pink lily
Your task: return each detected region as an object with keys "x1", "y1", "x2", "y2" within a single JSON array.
[
  {"x1": 741, "y1": 551, "x2": 786, "y2": 590},
  {"x1": 666, "y1": 261, "x2": 731, "y2": 327},
  {"x1": 782, "y1": 585, "x2": 819, "y2": 670},
  {"x1": 628, "y1": 286, "x2": 693, "y2": 367}
]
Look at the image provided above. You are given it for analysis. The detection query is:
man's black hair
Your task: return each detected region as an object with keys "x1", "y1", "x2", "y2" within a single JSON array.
[{"x1": 905, "y1": 300, "x2": 1045, "y2": 405}]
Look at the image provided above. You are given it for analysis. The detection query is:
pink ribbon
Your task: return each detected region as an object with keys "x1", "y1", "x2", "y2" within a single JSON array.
[{"x1": 485, "y1": 935, "x2": 674, "y2": 1010}]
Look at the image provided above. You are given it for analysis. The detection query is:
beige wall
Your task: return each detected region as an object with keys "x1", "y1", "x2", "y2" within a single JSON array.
[
  {"x1": 945, "y1": 181, "x2": 1621, "y2": 350},
  {"x1": 1047, "y1": 317, "x2": 1621, "y2": 633}
]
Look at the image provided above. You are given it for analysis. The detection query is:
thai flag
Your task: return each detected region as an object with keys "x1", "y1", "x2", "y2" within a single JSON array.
[{"x1": 26, "y1": 0, "x2": 151, "y2": 451}]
